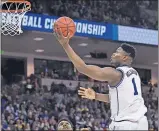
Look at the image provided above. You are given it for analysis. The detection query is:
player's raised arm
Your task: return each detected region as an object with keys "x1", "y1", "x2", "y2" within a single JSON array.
[{"x1": 54, "y1": 29, "x2": 122, "y2": 84}]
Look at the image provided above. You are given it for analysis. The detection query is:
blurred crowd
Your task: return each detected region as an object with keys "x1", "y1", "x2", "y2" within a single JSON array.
[
  {"x1": 34, "y1": 59, "x2": 151, "y2": 85},
  {"x1": 34, "y1": 59, "x2": 93, "y2": 81},
  {"x1": 39, "y1": 69, "x2": 90, "y2": 82},
  {"x1": 1, "y1": 73, "x2": 158, "y2": 130},
  {"x1": 28, "y1": 0, "x2": 158, "y2": 30}
]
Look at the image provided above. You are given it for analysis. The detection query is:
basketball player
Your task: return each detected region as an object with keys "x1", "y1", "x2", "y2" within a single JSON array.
[{"x1": 54, "y1": 30, "x2": 148, "y2": 130}]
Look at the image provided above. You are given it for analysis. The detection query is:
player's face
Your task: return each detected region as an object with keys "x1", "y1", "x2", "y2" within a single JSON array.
[{"x1": 110, "y1": 47, "x2": 128, "y2": 67}]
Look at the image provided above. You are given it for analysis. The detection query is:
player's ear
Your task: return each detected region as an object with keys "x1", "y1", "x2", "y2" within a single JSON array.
[{"x1": 123, "y1": 55, "x2": 128, "y2": 61}]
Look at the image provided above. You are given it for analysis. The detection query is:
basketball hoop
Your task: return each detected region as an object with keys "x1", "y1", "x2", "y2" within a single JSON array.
[{"x1": 1, "y1": 0, "x2": 31, "y2": 36}]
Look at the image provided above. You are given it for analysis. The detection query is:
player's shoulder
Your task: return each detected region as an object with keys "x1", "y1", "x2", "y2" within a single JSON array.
[{"x1": 116, "y1": 66, "x2": 138, "y2": 75}]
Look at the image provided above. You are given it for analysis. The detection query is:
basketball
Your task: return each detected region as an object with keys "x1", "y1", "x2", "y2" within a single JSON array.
[{"x1": 54, "y1": 16, "x2": 76, "y2": 38}]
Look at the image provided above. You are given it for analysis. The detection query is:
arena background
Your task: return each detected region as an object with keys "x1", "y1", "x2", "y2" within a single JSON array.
[{"x1": 1, "y1": 0, "x2": 158, "y2": 130}]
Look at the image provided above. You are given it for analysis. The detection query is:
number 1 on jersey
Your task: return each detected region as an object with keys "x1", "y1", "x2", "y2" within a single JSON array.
[{"x1": 132, "y1": 78, "x2": 138, "y2": 95}]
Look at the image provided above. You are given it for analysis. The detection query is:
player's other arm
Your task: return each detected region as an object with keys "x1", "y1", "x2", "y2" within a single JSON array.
[
  {"x1": 78, "y1": 87, "x2": 109, "y2": 103},
  {"x1": 95, "y1": 93, "x2": 109, "y2": 103},
  {"x1": 62, "y1": 44, "x2": 122, "y2": 83}
]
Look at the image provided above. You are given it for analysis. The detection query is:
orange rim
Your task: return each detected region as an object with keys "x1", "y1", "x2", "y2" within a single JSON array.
[{"x1": 1, "y1": 1, "x2": 31, "y2": 13}]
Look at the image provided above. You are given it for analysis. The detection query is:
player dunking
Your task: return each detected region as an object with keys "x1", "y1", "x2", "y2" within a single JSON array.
[{"x1": 54, "y1": 30, "x2": 148, "y2": 130}]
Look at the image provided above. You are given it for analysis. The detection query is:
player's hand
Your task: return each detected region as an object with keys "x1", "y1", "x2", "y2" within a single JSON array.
[
  {"x1": 53, "y1": 24, "x2": 70, "y2": 46},
  {"x1": 78, "y1": 87, "x2": 96, "y2": 100}
]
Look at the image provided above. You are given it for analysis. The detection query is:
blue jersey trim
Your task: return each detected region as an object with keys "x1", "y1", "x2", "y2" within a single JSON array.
[{"x1": 109, "y1": 69, "x2": 124, "y2": 88}]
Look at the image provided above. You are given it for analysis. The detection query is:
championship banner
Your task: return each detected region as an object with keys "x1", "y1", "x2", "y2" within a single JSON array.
[
  {"x1": 4, "y1": 12, "x2": 157, "y2": 45},
  {"x1": 21, "y1": 13, "x2": 118, "y2": 40}
]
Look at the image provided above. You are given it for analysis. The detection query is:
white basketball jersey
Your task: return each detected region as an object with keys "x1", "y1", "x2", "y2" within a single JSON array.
[{"x1": 109, "y1": 66, "x2": 147, "y2": 122}]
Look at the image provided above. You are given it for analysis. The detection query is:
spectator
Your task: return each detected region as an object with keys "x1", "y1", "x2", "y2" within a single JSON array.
[{"x1": 25, "y1": 78, "x2": 35, "y2": 94}]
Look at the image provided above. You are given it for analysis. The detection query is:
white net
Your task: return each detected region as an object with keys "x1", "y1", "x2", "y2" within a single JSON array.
[{"x1": 1, "y1": 1, "x2": 31, "y2": 36}]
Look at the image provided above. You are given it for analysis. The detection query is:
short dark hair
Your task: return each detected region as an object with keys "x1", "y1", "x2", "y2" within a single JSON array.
[{"x1": 121, "y1": 43, "x2": 136, "y2": 59}]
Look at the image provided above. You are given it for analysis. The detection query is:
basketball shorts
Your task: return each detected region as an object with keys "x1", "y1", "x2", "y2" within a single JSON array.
[{"x1": 109, "y1": 116, "x2": 148, "y2": 130}]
